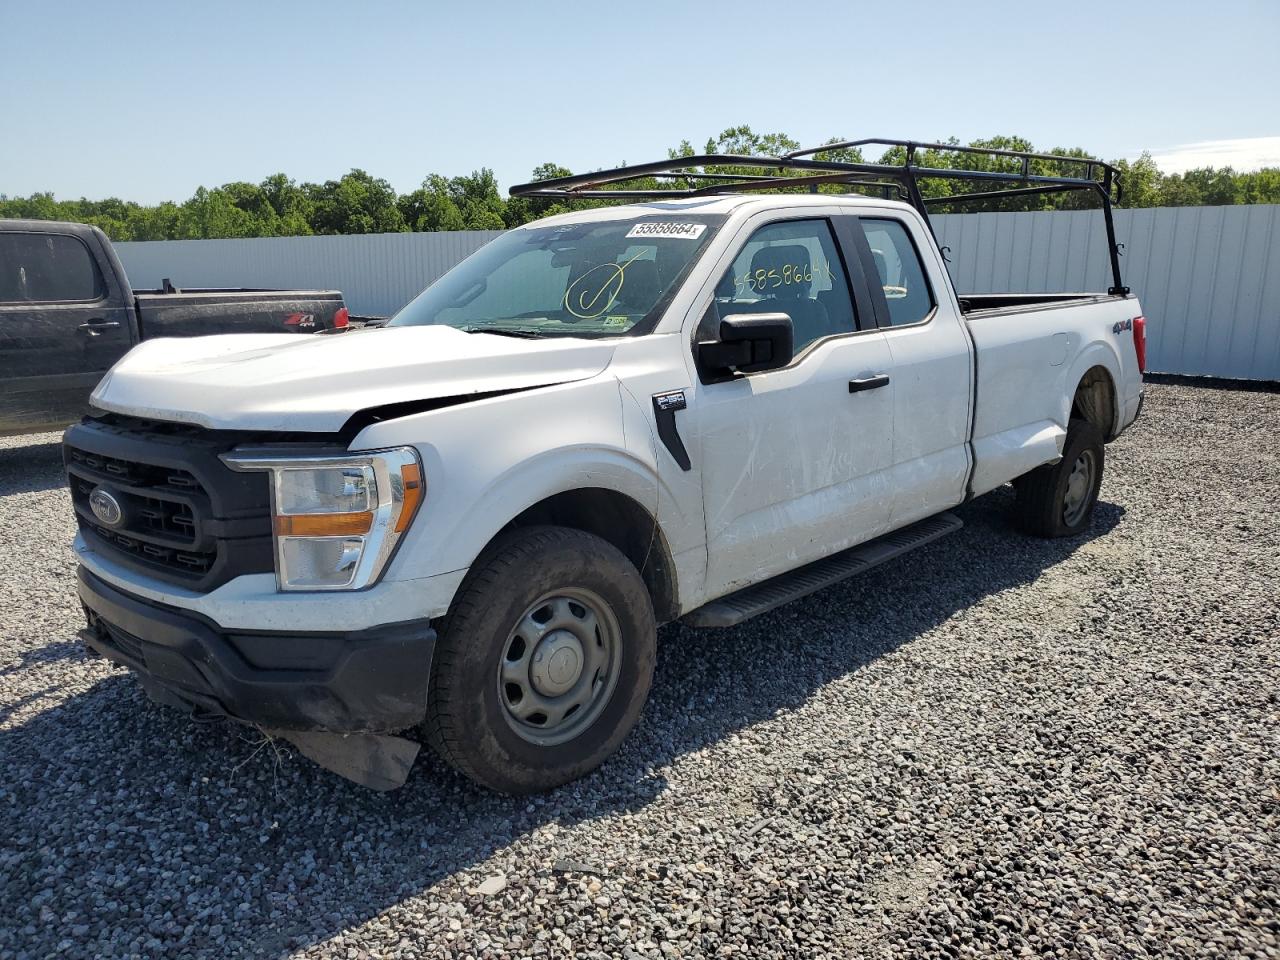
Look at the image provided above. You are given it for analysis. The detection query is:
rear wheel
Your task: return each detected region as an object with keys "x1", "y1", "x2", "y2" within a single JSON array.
[
  {"x1": 423, "y1": 526, "x2": 656, "y2": 794},
  {"x1": 1013, "y1": 417, "x2": 1105, "y2": 537}
]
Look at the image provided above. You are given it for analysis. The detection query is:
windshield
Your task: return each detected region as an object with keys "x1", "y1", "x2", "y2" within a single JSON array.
[{"x1": 389, "y1": 214, "x2": 725, "y2": 338}]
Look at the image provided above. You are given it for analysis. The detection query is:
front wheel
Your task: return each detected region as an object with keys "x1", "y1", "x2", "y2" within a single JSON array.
[
  {"x1": 1013, "y1": 417, "x2": 1105, "y2": 537},
  {"x1": 423, "y1": 526, "x2": 656, "y2": 794}
]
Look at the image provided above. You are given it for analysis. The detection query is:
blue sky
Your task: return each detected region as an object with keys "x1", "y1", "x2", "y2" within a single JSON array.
[{"x1": 2, "y1": 0, "x2": 1277, "y2": 203}]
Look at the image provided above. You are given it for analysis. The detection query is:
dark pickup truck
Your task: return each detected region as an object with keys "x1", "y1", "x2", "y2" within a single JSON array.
[{"x1": 0, "y1": 218, "x2": 348, "y2": 436}]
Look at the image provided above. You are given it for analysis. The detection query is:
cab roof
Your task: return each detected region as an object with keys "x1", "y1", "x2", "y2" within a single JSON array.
[{"x1": 519, "y1": 192, "x2": 912, "y2": 230}]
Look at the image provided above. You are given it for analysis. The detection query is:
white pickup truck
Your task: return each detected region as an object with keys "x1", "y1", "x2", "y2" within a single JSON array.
[{"x1": 67, "y1": 142, "x2": 1147, "y2": 792}]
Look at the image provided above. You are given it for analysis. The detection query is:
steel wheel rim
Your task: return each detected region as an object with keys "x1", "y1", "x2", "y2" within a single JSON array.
[
  {"x1": 1062, "y1": 449, "x2": 1096, "y2": 526},
  {"x1": 497, "y1": 587, "x2": 622, "y2": 746}
]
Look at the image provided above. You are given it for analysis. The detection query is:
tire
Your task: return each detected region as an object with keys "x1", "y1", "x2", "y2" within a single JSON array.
[
  {"x1": 422, "y1": 525, "x2": 656, "y2": 794},
  {"x1": 1013, "y1": 417, "x2": 1105, "y2": 538}
]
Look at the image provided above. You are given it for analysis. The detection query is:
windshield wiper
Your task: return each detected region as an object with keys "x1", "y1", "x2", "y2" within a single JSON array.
[{"x1": 460, "y1": 326, "x2": 545, "y2": 339}]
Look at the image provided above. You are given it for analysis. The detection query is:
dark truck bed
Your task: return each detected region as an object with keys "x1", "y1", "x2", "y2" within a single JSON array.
[
  {"x1": 134, "y1": 287, "x2": 346, "y2": 337},
  {"x1": 0, "y1": 219, "x2": 348, "y2": 436}
]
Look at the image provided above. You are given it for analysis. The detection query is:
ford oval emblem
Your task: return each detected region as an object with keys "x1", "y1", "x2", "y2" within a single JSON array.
[{"x1": 89, "y1": 487, "x2": 124, "y2": 527}]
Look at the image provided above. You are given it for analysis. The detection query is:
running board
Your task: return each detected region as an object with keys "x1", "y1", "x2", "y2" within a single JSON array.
[{"x1": 683, "y1": 512, "x2": 963, "y2": 628}]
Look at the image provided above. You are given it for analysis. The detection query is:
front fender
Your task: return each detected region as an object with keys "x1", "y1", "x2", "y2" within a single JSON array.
[{"x1": 350, "y1": 376, "x2": 695, "y2": 584}]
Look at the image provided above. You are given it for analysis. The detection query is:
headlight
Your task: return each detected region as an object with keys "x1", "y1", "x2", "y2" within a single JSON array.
[{"x1": 222, "y1": 447, "x2": 423, "y2": 591}]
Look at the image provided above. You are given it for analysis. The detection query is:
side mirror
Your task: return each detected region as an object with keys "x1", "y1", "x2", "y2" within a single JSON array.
[{"x1": 698, "y1": 312, "x2": 794, "y2": 376}]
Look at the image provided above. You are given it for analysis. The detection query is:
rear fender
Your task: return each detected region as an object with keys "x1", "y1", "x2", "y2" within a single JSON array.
[{"x1": 1062, "y1": 341, "x2": 1122, "y2": 437}]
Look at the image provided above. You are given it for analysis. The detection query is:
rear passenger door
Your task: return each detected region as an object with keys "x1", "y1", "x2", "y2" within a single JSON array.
[
  {"x1": 849, "y1": 215, "x2": 973, "y2": 527},
  {"x1": 0, "y1": 230, "x2": 133, "y2": 433}
]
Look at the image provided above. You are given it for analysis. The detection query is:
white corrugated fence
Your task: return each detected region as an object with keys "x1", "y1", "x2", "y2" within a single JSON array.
[
  {"x1": 932, "y1": 206, "x2": 1280, "y2": 381},
  {"x1": 116, "y1": 230, "x2": 504, "y2": 320}
]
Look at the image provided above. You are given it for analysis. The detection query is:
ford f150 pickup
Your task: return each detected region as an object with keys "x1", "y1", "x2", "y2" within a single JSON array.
[
  {"x1": 66, "y1": 140, "x2": 1146, "y2": 792},
  {"x1": 1, "y1": 218, "x2": 348, "y2": 436}
]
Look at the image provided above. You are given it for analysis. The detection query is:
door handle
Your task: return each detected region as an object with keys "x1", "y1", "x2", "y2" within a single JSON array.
[
  {"x1": 848, "y1": 374, "x2": 890, "y2": 393},
  {"x1": 77, "y1": 319, "x2": 121, "y2": 336}
]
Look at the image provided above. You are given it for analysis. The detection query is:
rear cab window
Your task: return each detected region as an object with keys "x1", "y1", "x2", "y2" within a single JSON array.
[
  {"x1": 859, "y1": 219, "x2": 935, "y2": 326},
  {"x1": 0, "y1": 233, "x2": 105, "y2": 303}
]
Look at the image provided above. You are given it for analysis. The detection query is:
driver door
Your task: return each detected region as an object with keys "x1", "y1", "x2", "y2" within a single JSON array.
[{"x1": 692, "y1": 215, "x2": 896, "y2": 600}]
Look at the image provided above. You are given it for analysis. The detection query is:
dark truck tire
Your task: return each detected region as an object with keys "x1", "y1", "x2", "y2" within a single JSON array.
[
  {"x1": 1013, "y1": 417, "x2": 1105, "y2": 538},
  {"x1": 423, "y1": 526, "x2": 656, "y2": 794}
]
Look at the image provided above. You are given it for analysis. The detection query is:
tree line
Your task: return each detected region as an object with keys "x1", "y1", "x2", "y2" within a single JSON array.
[{"x1": 3, "y1": 128, "x2": 1277, "y2": 242}]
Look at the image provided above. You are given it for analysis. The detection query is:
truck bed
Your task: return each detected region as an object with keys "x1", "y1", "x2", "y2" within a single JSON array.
[
  {"x1": 134, "y1": 288, "x2": 346, "y2": 337},
  {"x1": 964, "y1": 292, "x2": 1144, "y2": 498},
  {"x1": 959, "y1": 292, "x2": 1121, "y2": 316}
]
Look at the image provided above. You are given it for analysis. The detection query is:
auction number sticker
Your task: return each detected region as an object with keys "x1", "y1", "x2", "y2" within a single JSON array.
[{"x1": 625, "y1": 221, "x2": 707, "y2": 239}]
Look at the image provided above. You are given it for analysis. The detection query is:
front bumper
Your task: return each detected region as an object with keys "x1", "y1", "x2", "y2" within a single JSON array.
[
  {"x1": 75, "y1": 533, "x2": 467, "y2": 631},
  {"x1": 78, "y1": 566, "x2": 436, "y2": 734}
]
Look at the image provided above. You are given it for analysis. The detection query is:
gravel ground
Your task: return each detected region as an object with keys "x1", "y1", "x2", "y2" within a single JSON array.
[{"x1": 1, "y1": 381, "x2": 1277, "y2": 959}]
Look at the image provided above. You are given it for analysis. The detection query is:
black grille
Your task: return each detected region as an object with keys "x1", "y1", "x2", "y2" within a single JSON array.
[
  {"x1": 67, "y1": 447, "x2": 216, "y2": 578},
  {"x1": 64, "y1": 417, "x2": 278, "y2": 591}
]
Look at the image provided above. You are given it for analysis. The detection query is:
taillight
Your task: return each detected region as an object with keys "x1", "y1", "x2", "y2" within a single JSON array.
[
  {"x1": 333, "y1": 307, "x2": 350, "y2": 329},
  {"x1": 1132, "y1": 315, "x2": 1147, "y2": 373}
]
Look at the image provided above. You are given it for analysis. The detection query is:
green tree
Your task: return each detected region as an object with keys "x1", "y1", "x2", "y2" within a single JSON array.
[
  {"x1": 260, "y1": 174, "x2": 315, "y2": 235},
  {"x1": 704, "y1": 125, "x2": 800, "y2": 157},
  {"x1": 1156, "y1": 173, "x2": 1204, "y2": 206},
  {"x1": 398, "y1": 174, "x2": 466, "y2": 232},
  {"x1": 503, "y1": 163, "x2": 574, "y2": 227},
  {"x1": 1111, "y1": 153, "x2": 1162, "y2": 208},
  {"x1": 304, "y1": 169, "x2": 405, "y2": 235},
  {"x1": 5, "y1": 132, "x2": 1279, "y2": 241},
  {"x1": 1180, "y1": 167, "x2": 1241, "y2": 206},
  {"x1": 449, "y1": 169, "x2": 507, "y2": 230},
  {"x1": 398, "y1": 168, "x2": 508, "y2": 231},
  {"x1": 131, "y1": 201, "x2": 184, "y2": 240},
  {"x1": 1239, "y1": 168, "x2": 1280, "y2": 204},
  {"x1": 177, "y1": 186, "x2": 259, "y2": 239}
]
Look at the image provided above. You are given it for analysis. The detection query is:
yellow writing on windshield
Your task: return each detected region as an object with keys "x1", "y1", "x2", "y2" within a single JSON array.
[{"x1": 564, "y1": 251, "x2": 647, "y2": 320}]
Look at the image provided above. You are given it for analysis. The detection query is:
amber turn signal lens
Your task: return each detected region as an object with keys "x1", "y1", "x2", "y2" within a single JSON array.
[
  {"x1": 395, "y1": 463, "x2": 424, "y2": 533},
  {"x1": 274, "y1": 511, "x2": 374, "y2": 537}
]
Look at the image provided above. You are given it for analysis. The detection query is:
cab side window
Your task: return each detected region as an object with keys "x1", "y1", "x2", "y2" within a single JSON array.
[
  {"x1": 0, "y1": 233, "x2": 104, "y2": 303},
  {"x1": 859, "y1": 219, "x2": 934, "y2": 326},
  {"x1": 712, "y1": 219, "x2": 856, "y2": 354}
]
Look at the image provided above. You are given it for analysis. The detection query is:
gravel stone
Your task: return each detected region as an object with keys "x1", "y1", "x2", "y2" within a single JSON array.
[{"x1": 1, "y1": 382, "x2": 1277, "y2": 958}]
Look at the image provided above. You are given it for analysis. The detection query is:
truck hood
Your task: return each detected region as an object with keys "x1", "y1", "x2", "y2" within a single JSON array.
[{"x1": 91, "y1": 326, "x2": 617, "y2": 433}]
